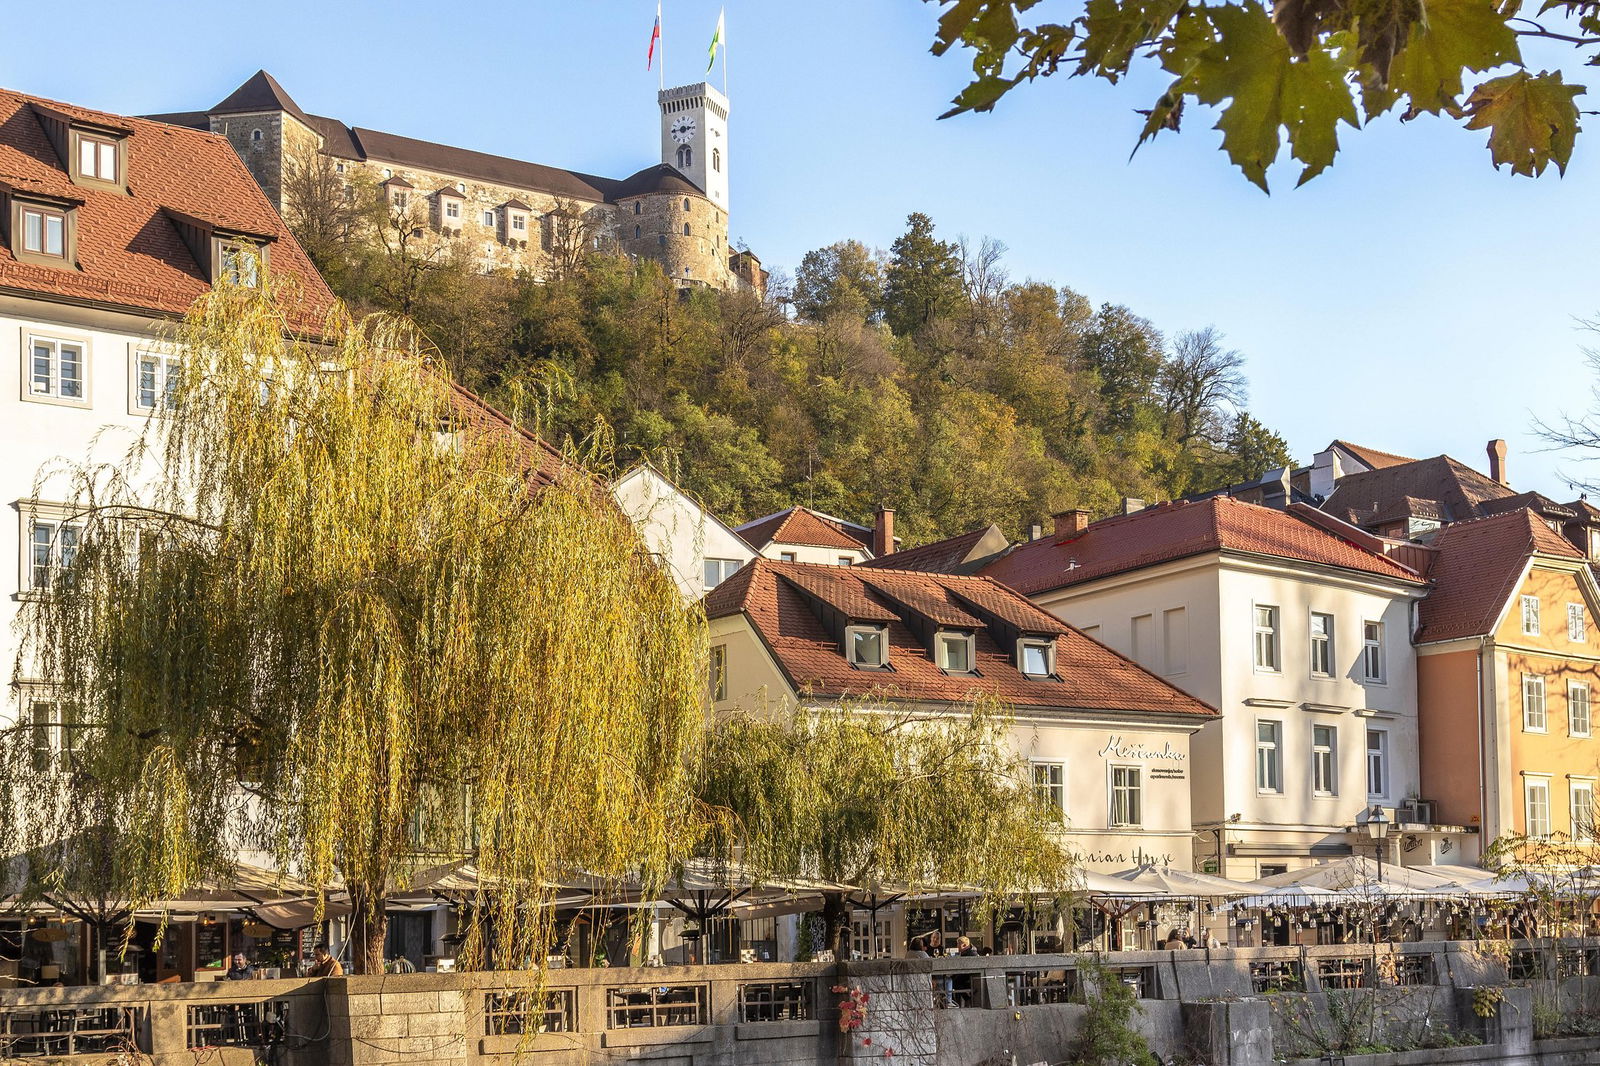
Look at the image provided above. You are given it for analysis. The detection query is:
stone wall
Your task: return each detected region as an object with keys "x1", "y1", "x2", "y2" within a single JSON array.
[
  {"x1": 616, "y1": 193, "x2": 734, "y2": 287},
  {"x1": 210, "y1": 111, "x2": 288, "y2": 206}
]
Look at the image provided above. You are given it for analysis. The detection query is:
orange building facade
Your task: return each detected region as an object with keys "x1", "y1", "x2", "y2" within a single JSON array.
[{"x1": 1415, "y1": 510, "x2": 1600, "y2": 857}]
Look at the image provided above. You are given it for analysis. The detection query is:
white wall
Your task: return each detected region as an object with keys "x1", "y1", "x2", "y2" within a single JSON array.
[
  {"x1": 612, "y1": 466, "x2": 755, "y2": 601},
  {"x1": 758, "y1": 541, "x2": 869, "y2": 566}
]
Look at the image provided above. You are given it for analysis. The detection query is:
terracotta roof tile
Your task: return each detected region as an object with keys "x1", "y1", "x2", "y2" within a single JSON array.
[
  {"x1": 1415, "y1": 508, "x2": 1585, "y2": 643},
  {"x1": 705, "y1": 560, "x2": 1216, "y2": 719},
  {"x1": 736, "y1": 507, "x2": 870, "y2": 552},
  {"x1": 1333, "y1": 440, "x2": 1417, "y2": 470},
  {"x1": 0, "y1": 87, "x2": 334, "y2": 330},
  {"x1": 980, "y1": 497, "x2": 1419, "y2": 597},
  {"x1": 1322, "y1": 455, "x2": 1515, "y2": 529},
  {"x1": 444, "y1": 382, "x2": 568, "y2": 488}
]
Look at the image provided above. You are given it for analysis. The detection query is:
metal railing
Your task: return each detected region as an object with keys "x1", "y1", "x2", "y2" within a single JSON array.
[
  {"x1": 737, "y1": 980, "x2": 813, "y2": 1022},
  {"x1": 0, "y1": 1006, "x2": 137, "y2": 1057},
  {"x1": 484, "y1": 989, "x2": 576, "y2": 1034},
  {"x1": 185, "y1": 1000, "x2": 289, "y2": 1049},
  {"x1": 605, "y1": 984, "x2": 708, "y2": 1029}
]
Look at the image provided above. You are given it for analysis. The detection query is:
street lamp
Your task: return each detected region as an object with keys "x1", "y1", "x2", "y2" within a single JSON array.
[{"x1": 1363, "y1": 804, "x2": 1391, "y2": 883}]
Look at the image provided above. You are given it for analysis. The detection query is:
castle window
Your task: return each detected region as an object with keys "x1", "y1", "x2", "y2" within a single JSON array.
[
  {"x1": 483, "y1": 210, "x2": 495, "y2": 227},
  {"x1": 635, "y1": 225, "x2": 641, "y2": 238},
  {"x1": 251, "y1": 129, "x2": 263, "y2": 143},
  {"x1": 382, "y1": 169, "x2": 392, "y2": 179},
  {"x1": 511, "y1": 214, "x2": 526, "y2": 233},
  {"x1": 676, "y1": 144, "x2": 692, "y2": 168},
  {"x1": 335, "y1": 162, "x2": 345, "y2": 174},
  {"x1": 634, "y1": 201, "x2": 641, "y2": 215},
  {"x1": 683, "y1": 222, "x2": 691, "y2": 236},
  {"x1": 456, "y1": 182, "x2": 466, "y2": 193},
  {"x1": 444, "y1": 201, "x2": 460, "y2": 220},
  {"x1": 391, "y1": 191, "x2": 408, "y2": 210},
  {"x1": 683, "y1": 198, "x2": 691, "y2": 212},
  {"x1": 712, "y1": 147, "x2": 721, "y2": 172},
  {"x1": 658, "y1": 235, "x2": 666, "y2": 247}
]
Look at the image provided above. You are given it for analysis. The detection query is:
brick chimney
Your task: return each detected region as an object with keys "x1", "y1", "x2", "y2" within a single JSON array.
[
  {"x1": 1487, "y1": 439, "x2": 1509, "y2": 486},
  {"x1": 872, "y1": 506, "x2": 895, "y2": 557},
  {"x1": 1053, "y1": 509, "x2": 1092, "y2": 537}
]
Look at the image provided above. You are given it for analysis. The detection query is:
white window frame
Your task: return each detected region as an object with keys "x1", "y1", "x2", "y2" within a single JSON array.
[
  {"x1": 1018, "y1": 638, "x2": 1056, "y2": 679},
  {"x1": 24, "y1": 697, "x2": 84, "y2": 774},
  {"x1": 1366, "y1": 728, "x2": 1389, "y2": 799},
  {"x1": 778, "y1": 551, "x2": 797, "y2": 563},
  {"x1": 1361, "y1": 620, "x2": 1386, "y2": 683},
  {"x1": 1572, "y1": 681, "x2": 1593, "y2": 738},
  {"x1": 444, "y1": 200, "x2": 460, "y2": 220},
  {"x1": 1522, "y1": 595, "x2": 1542, "y2": 636},
  {"x1": 22, "y1": 330, "x2": 91, "y2": 407},
  {"x1": 936, "y1": 630, "x2": 975, "y2": 674},
  {"x1": 128, "y1": 347, "x2": 181, "y2": 415},
  {"x1": 1525, "y1": 775, "x2": 1553, "y2": 839},
  {"x1": 1031, "y1": 760, "x2": 1065, "y2": 820},
  {"x1": 1256, "y1": 719, "x2": 1283, "y2": 794},
  {"x1": 1109, "y1": 764, "x2": 1142, "y2": 827},
  {"x1": 709, "y1": 644, "x2": 727, "y2": 702},
  {"x1": 846, "y1": 624, "x2": 887, "y2": 669},
  {"x1": 702, "y1": 557, "x2": 742, "y2": 590},
  {"x1": 1523, "y1": 674, "x2": 1548, "y2": 733},
  {"x1": 837, "y1": 555, "x2": 853, "y2": 567},
  {"x1": 1573, "y1": 778, "x2": 1597, "y2": 843},
  {"x1": 511, "y1": 213, "x2": 527, "y2": 233},
  {"x1": 1569, "y1": 603, "x2": 1587, "y2": 643},
  {"x1": 1311, "y1": 724, "x2": 1338, "y2": 797},
  {"x1": 482, "y1": 209, "x2": 496, "y2": 227},
  {"x1": 1309, "y1": 611, "x2": 1334, "y2": 678},
  {"x1": 21, "y1": 506, "x2": 83, "y2": 595},
  {"x1": 1253, "y1": 604, "x2": 1280, "y2": 672}
]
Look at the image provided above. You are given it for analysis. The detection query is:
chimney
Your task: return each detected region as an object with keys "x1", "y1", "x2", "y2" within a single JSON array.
[
  {"x1": 1029, "y1": 523, "x2": 1043, "y2": 542},
  {"x1": 1487, "y1": 439, "x2": 1509, "y2": 486},
  {"x1": 1053, "y1": 509, "x2": 1092, "y2": 537},
  {"x1": 1121, "y1": 497, "x2": 1146, "y2": 516},
  {"x1": 872, "y1": 506, "x2": 895, "y2": 557}
]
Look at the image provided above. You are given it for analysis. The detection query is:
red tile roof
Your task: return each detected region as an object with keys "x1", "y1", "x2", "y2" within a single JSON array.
[
  {"x1": 980, "y1": 497, "x2": 1420, "y2": 597},
  {"x1": 0, "y1": 87, "x2": 334, "y2": 330},
  {"x1": 1322, "y1": 456, "x2": 1515, "y2": 529},
  {"x1": 1415, "y1": 508, "x2": 1586, "y2": 643},
  {"x1": 737, "y1": 507, "x2": 870, "y2": 552},
  {"x1": 445, "y1": 383, "x2": 569, "y2": 488},
  {"x1": 857, "y1": 525, "x2": 1008, "y2": 575},
  {"x1": 704, "y1": 560, "x2": 1217, "y2": 720},
  {"x1": 1333, "y1": 440, "x2": 1417, "y2": 470}
]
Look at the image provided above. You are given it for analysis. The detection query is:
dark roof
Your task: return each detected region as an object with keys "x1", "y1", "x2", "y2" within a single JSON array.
[
  {"x1": 382, "y1": 175, "x2": 414, "y2": 189},
  {"x1": 501, "y1": 197, "x2": 531, "y2": 210},
  {"x1": 704, "y1": 560, "x2": 1217, "y2": 720},
  {"x1": 980, "y1": 497, "x2": 1420, "y2": 597},
  {"x1": 1478, "y1": 491, "x2": 1576, "y2": 521},
  {"x1": 1322, "y1": 455, "x2": 1517, "y2": 529},
  {"x1": 435, "y1": 184, "x2": 464, "y2": 197},
  {"x1": 350, "y1": 126, "x2": 620, "y2": 202},
  {"x1": 1415, "y1": 509, "x2": 1587, "y2": 643},
  {"x1": 737, "y1": 507, "x2": 872, "y2": 552},
  {"x1": 303, "y1": 114, "x2": 362, "y2": 159},
  {"x1": 0, "y1": 87, "x2": 334, "y2": 328},
  {"x1": 612, "y1": 163, "x2": 704, "y2": 199},
  {"x1": 857, "y1": 525, "x2": 1011, "y2": 575},
  {"x1": 143, "y1": 110, "x2": 210, "y2": 131},
  {"x1": 210, "y1": 71, "x2": 313, "y2": 128}
]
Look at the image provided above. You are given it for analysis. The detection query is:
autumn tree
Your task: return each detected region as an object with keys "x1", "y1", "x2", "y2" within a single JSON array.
[
  {"x1": 927, "y1": 0, "x2": 1590, "y2": 188},
  {"x1": 6, "y1": 276, "x2": 706, "y2": 974},
  {"x1": 698, "y1": 702, "x2": 1075, "y2": 957},
  {"x1": 882, "y1": 213, "x2": 964, "y2": 338},
  {"x1": 793, "y1": 239, "x2": 886, "y2": 322},
  {"x1": 280, "y1": 146, "x2": 383, "y2": 292}
]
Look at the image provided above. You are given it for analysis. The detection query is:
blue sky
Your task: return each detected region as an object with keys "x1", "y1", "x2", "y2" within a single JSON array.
[{"x1": 11, "y1": 1, "x2": 1599, "y2": 496}]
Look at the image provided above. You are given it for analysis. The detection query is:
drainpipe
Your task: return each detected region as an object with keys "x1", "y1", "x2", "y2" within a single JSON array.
[{"x1": 1476, "y1": 637, "x2": 1488, "y2": 848}]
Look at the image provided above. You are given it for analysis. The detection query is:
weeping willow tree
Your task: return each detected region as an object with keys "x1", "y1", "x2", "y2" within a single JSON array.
[
  {"x1": 6, "y1": 276, "x2": 707, "y2": 974},
  {"x1": 699, "y1": 699, "x2": 1076, "y2": 957}
]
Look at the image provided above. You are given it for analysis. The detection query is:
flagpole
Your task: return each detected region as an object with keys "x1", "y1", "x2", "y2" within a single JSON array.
[
  {"x1": 659, "y1": 1, "x2": 666, "y2": 91},
  {"x1": 721, "y1": 8, "x2": 728, "y2": 95}
]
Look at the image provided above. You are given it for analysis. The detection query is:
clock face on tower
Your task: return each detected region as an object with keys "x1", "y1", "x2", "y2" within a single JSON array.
[{"x1": 670, "y1": 116, "x2": 697, "y2": 145}]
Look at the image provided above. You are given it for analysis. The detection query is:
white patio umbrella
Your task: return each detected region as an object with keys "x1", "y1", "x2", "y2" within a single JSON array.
[
  {"x1": 1107, "y1": 864, "x2": 1257, "y2": 898},
  {"x1": 1222, "y1": 884, "x2": 1339, "y2": 911}
]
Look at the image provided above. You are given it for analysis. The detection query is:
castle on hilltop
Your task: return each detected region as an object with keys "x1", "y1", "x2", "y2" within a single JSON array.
[{"x1": 148, "y1": 71, "x2": 764, "y2": 292}]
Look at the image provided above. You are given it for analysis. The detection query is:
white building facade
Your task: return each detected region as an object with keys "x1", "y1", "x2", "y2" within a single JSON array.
[{"x1": 610, "y1": 463, "x2": 756, "y2": 600}]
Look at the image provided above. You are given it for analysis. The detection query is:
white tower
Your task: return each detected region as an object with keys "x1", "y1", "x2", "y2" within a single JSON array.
[{"x1": 659, "y1": 82, "x2": 729, "y2": 210}]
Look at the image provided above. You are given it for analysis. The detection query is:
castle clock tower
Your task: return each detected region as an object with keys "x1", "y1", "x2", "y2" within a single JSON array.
[{"x1": 659, "y1": 82, "x2": 729, "y2": 210}]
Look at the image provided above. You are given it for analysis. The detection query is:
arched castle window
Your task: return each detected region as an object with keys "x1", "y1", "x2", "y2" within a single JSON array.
[
  {"x1": 683, "y1": 198, "x2": 691, "y2": 212},
  {"x1": 712, "y1": 148, "x2": 721, "y2": 172},
  {"x1": 635, "y1": 225, "x2": 641, "y2": 238},
  {"x1": 251, "y1": 129, "x2": 263, "y2": 142},
  {"x1": 658, "y1": 235, "x2": 667, "y2": 247},
  {"x1": 676, "y1": 144, "x2": 692, "y2": 168},
  {"x1": 634, "y1": 201, "x2": 641, "y2": 215},
  {"x1": 683, "y1": 222, "x2": 691, "y2": 236}
]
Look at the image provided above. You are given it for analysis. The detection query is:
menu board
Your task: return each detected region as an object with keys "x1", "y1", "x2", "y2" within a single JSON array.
[{"x1": 195, "y1": 923, "x2": 226, "y2": 969}]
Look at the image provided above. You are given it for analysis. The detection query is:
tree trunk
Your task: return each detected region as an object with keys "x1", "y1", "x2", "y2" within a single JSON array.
[
  {"x1": 822, "y1": 892, "x2": 851, "y2": 961},
  {"x1": 348, "y1": 885, "x2": 389, "y2": 975}
]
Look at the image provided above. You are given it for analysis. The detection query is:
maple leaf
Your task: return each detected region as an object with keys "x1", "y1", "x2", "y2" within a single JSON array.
[
  {"x1": 1178, "y1": 2, "x2": 1360, "y2": 190},
  {"x1": 1464, "y1": 69, "x2": 1585, "y2": 176},
  {"x1": 1076, "y1": 0, "x2": 1189, "y2": 80},
  {"x1": 1386, "y1": 0, "x2": 1520, "y2": 114}
]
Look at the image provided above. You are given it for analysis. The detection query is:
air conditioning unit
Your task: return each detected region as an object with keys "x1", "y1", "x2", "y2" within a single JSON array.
[{"x1": 1397, "y1": 799, "x2": 1436, "y2": 826}]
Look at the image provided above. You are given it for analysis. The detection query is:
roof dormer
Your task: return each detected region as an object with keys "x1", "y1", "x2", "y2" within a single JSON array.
[
  {"x1": 1, "y1": 184, "x2": 83, "y2": 270},
  {"x1": 163, "y1": 208, "x2": 275, "y2": 288},
  {"x1": 32, "y1": 105, "x2": 132, "y2": 194}
]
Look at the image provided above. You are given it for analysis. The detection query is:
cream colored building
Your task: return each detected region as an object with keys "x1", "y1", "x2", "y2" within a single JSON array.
[
  {"x1": 734, "y1": 505, "x2": 895, "y2": 567},
  {"x1": 610, "y1": 463, "x2": 756, "y2": 601},
  {"x1": 703, "y1": 559, "x2": 1218, "y2": 873},
  {"x1": 980, "y1": 498, "x2": 1468, "y2": 879}
]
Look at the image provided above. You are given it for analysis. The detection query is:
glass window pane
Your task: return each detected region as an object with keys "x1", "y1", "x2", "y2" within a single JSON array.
[
  {"x1": 32, "y1": 343, "x2": 52, "y2": 393},
  {"x1": 99, "y1": 141, "x2": 117, "y2": 180},
  {"x1": 45, "y1": 214, "x2": 63, "y2": 256},
  {"x1": 138, "y1": 356, "x2": 157, "y2": 409},
  {"x1": 24, "y1": 210, "x2": 41, "y2": 252},
  {"x1": 58, "y1": 344, "x2": 82, "y2": 397},
  {"x1": 79, "y1": 139, "x2": 95, "y2": 175}
]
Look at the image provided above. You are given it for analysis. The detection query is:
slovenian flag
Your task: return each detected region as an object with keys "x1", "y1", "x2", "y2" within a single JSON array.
[
  {"x1": 706, "y1": 7, "x2": 723, "y2": 72},
  {"x1": 648, "y1": 3, "x2": 661, "y2": 69}
]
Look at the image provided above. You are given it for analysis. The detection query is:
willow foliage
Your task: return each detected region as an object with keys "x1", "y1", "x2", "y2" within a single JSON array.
[
  {"x1": 699, "y1": 699, "x2": 1076, "y2": 950},
  {"x1": 7, "y1": 279, "x2": 707, "y2": 972}
]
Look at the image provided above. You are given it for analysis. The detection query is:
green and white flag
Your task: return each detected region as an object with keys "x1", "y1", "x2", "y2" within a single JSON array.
[{"x1": 707, "y1": 8, "x2": 724, "y2": 72}]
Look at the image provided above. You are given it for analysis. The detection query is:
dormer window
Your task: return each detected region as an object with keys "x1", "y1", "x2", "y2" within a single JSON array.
[
  {"x1": 217, "y1": 240, "x2": 263, "y2": 287},
  {"x1": 511, "y1": 213, "x2": 527, "y2": 233},
  {"x1": 77, "y1": 135, "x2": 119, "y2": 183},
  {"x1": 847, "y1": 625, "x2": 887, "y2": 669},
  {"x1": 937, "y1": 631, "x2": 975, "y2": 674},
  {"x1": 21, "y1": 205, "x2": 66, "y2": 258},
  {"x1": 1019, "y1": 638, "x2": 1056, "y2": 679},
  {"x1": 9, "y1": 193, "x2": 78, "y2": 269}
]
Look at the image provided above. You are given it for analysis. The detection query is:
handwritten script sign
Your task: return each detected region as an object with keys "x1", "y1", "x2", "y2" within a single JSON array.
[{"x1": 1097, "y1": 736, "x2": 1187, "y2": 762}]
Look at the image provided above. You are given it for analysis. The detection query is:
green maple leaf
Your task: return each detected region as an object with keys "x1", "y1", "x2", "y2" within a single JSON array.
[
  {"x1": 1177, "y1": 2, "x2": 1359, "y2": 191},
  {"x1": 1464, "y1": 69, "x2": 1585, "y2": 176},
  {"x1": 1386, "y1": 0, "x2": 1519, "y2": 115},
  {"x1": 1076, "y1": 0, "x2": 1189, "y2": 80}
]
